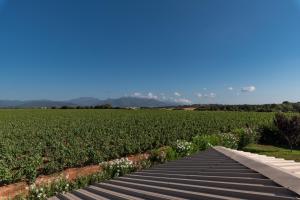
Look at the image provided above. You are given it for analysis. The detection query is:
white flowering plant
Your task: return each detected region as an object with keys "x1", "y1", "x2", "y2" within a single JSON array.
[
  {"x1": 52, "y1": 179, "x2": 70, "y2": 195},
  {"x1": 175, "y1": 140, "x2": 194, "y2": 156},
  {"x1": 100, "y1": 157, "x2": 135, "y2": 178},
  {"x1": 220, "y1": 133, "x2": 239, "y2": 149},
  {"x1": 28, "y1": 184, "x2": 47, "y2": 200},
  {"x1": 27, "y1": 178, "x2": 71, "y2": 200}
]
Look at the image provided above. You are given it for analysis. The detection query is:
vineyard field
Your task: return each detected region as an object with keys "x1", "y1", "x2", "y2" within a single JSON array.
[{"x1": 0, "y1": 109, "x2": 274, "y2": 185}]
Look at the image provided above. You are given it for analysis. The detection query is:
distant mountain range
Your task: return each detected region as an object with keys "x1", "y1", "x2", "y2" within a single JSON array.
[{"x1": 0, "y1": 97, "x2": 178, "y2": 108}]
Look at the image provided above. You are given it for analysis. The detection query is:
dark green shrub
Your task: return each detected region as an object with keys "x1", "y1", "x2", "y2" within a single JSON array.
[
  {"x1": 274, "y1": 113, "x2": 300, "y2": 151},
  {"x1": 258, "y1": 125, "x2": 287, "y2": 146}
]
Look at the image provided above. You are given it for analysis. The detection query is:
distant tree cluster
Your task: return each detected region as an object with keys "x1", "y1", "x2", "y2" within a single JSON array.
[{"x1": 194, "y1": 101, "x2": 300, "y2": 112}]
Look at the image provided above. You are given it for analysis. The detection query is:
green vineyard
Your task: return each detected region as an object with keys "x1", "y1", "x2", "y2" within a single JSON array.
[{"x1": 0, "y1": 109, "x2": 274, "y2": 185}]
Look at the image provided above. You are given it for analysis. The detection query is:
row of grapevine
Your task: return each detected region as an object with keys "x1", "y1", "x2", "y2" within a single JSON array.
[{"x1": 0, "y1": 109, "x2": 274, "y2": 185}]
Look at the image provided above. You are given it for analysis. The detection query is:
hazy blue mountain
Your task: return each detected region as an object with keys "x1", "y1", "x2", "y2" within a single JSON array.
[
  {"x1": 0, "y1": 100, "x2": 23, "y2": 107},
  {"x1": 68, "y1": 97, "x2": 103, "y2": 106},
  {"x1": 0, "y1": 97, "x2": 178, "y2": 108},
  {"x1": 67, "y1": 97, "x2": 176, "y2": 107},
  {"x1": 102, "y1": 97, "x2": 175, "y2": 107},
  {"x1": 18, "y1": 100, "x2": 76, "y2": 108}
]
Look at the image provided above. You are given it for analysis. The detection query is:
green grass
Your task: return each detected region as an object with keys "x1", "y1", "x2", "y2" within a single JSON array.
[{"x1": 243, "y1": 144, "x2": 300, "y2": 162}]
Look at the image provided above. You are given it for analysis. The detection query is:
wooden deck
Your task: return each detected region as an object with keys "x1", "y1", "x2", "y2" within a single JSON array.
[{"x1": 50, "y1": 149, "x2": 300, "y2": 200}]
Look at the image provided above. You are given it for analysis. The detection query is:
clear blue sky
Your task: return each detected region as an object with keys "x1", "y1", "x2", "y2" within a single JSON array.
[{"x1": 0, "y1": 0, "x2": 300, "y2": 104}]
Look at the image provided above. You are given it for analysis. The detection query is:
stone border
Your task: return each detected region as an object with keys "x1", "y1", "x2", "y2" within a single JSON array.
[
  {"x1": 0, "y1": 153, "x2": 150, "y2": 199},
  {"x1": 214, "y1": 146, "x2": 300, "y2": 196}
]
